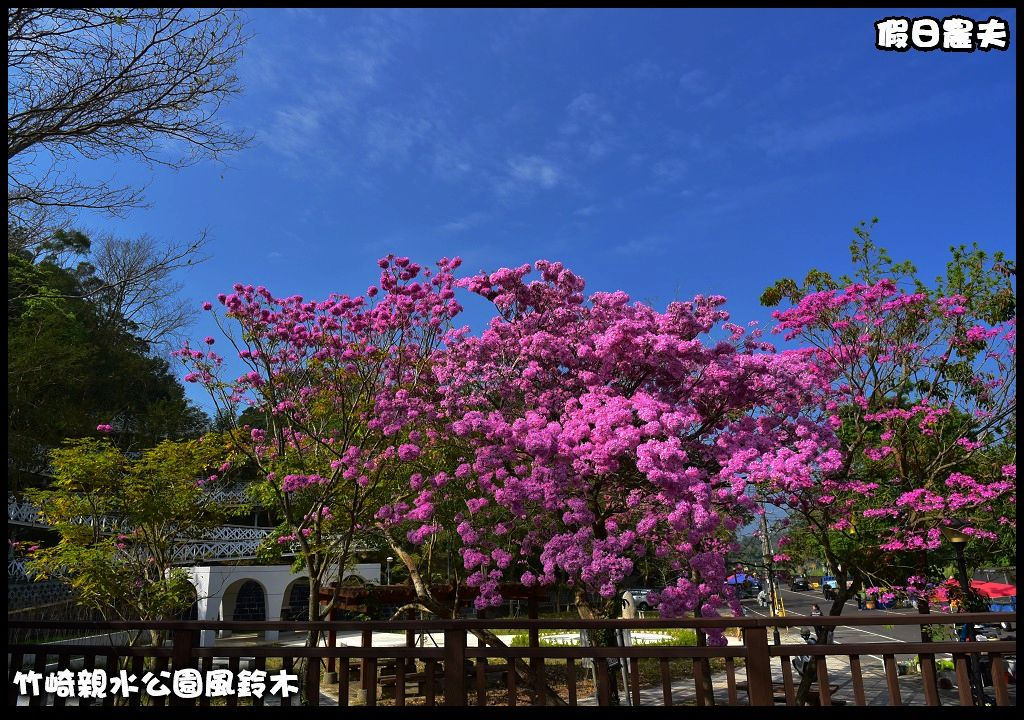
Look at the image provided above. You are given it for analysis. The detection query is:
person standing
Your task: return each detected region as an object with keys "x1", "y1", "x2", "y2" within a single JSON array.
[{"x1": 809, "y1": 603, "x2": 833, "y2": 644}]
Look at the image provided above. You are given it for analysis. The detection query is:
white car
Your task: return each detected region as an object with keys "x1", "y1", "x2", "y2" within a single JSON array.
[{"x1": 627, "y1": 588, "x2": 654, "y2": 611}]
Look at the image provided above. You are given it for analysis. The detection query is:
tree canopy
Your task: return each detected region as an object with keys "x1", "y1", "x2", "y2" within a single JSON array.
[{"x1": 8, "y1": 229, "x2": 208, "y2": 486}]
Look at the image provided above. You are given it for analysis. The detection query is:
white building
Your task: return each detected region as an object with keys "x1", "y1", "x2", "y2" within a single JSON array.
[{"x1": 186, "y1": 563, "x2": 380, "y2": 646}]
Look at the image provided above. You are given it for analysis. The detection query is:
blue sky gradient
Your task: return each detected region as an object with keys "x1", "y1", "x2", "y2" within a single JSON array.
[{"x1": 61, "y1": 9, "x2": 1016, "y2": 412}]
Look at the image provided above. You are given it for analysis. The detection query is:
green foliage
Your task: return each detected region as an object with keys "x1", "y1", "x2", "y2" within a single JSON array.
[
  {"x1": 936, "y1": 244, "x2": 1016, "y2": 325},
  {"x1": 759, "y1": 219, "x2": 1016, "y2": 594},
  {"x1": 760, "y1": 218, "x2": 923, "y2": 307},
  {"x1": 25, "y1": 437, "x2": 231, "y2": 621},
  {"x1": 8, "y1": 226, "x2": 208, "y2": 486}
]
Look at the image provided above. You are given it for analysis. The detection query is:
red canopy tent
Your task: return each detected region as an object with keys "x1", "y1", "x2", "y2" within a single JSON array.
[
  {"x1": 970, "y1": 580, "x2": 1017, "y2": 599},
  {"x1": 932, "y1": 579, "x2": 1017, "y2": 602}
]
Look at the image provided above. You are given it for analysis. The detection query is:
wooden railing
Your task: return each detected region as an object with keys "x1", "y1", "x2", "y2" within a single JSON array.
[{"x1": 7, "y1": 614, "x2": 1016, "y2": 707}]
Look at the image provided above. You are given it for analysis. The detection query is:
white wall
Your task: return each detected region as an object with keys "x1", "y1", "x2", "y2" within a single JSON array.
[{"x1": 186, "y1": 563, "x2": 380, "y2": 646}]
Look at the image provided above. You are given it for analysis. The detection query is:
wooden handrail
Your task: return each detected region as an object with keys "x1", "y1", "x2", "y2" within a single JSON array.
[
  {"x1": 6, "y1": 612, "x2": 1015, "y2": 632},
  {"x1": 9, "y1": 614, "x2": 1016, "y2": 708},
  {"x1": 769, "y1": 640, "x2": 1017, "y2": 656}
]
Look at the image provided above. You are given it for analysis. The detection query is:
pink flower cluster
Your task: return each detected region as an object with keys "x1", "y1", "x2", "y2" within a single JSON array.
[
  {"x1": 378, "y1": 260, "x2": 841, "y2": 613},
  {"x1": 766, "y1": 277, "x2": 1016, "y2": 552},
  {"x1": 178, "y1": 256, "x2": 1016, "y2": 618}
]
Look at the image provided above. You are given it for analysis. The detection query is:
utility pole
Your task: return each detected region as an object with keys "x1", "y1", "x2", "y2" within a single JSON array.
[{"x1": 759, "y1": 507, "x2": 782, "y2": 645}]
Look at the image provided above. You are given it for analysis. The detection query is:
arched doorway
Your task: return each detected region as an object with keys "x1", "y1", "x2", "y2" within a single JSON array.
[
  {"x1": 281, "y1": 578, "x2": 310, "y2": 621},
  {"x1": 230, "y1": 580, "x2": 267, "y2": 621},
  {"x1": 216, "y1": 577, "x2": 270, "y2": 641}
]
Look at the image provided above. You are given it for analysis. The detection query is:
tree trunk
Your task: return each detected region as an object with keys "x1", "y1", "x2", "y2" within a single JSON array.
[
  {"x1": 796, "y1": 596, "x2": 847, "y2": 706},
  {"x1": 575, "y1": 589, "x2": 622, "y2": 706},
  {"x1": 829, "y1": 585, "x2": 852, "y2": 617},
  {"x1": 690, "y1": 601, "x2": 715, "y2": 706},
  {"x1": 383, "y1": 532, "x2": 568, "y2": 706},
  {"x1": 916, "y1": 551, "x2": 932, "y2": 642},
  {"x1": 302, "y1": 571, "x2": 323, "y2": 706},
  {"x1": 793, "y1": 629, "x2": 828, "y2": 706}
]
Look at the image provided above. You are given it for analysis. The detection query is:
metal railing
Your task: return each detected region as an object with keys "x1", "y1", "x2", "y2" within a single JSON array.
[{"x1": 8, "y1": 494, "x2": 286, "y2": 562}]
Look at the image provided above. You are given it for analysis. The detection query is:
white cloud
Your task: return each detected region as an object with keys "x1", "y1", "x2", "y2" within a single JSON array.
[
  {"x1": 678, "y1": 69, "x2": 706, "y2": 94},
  {"x1": 557, "y1": 91, "x2": 617, "y2": 165},
  {"x1": 698, "y1": 86, "x2": 732, "y2": 110},
  {"x1": 256, "y1": 11, "x2": 418, "y2": 165},
  {"x1": 760, "y1": 93, "x2": 956, "y2": 156},
  {"x1": 567, "y1": 92, "x2": 600, "y2": 116},
  {"x1": 503, "y1": 156, "x2": 561, "y2": 191},
  {"x1": 259, "y1": 106, "x2": 324, "y2": 159},
  {"x1": 652, "y1": 157, "x2": 687, "y2": 183},
  {"x1": 441, "y1": 212, "x2": 488, "y2": 232},
  {"x1": 364, "y1": 110, "x2": 433, "y2": 166},
  {"x1": 613, "y1": 235, "x2": 664, "y2": 255}
]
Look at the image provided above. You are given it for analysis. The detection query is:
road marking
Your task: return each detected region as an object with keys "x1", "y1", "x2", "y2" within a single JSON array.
[
  {"x1": 835, "y1": 625, "x2": 907, "y2": 643},
  {"x1": 743, "y1": 605, "x2": 897, "y2": 663},
  {"x1": 781, "y1": 589, "x2": 909, "y2": 615}
]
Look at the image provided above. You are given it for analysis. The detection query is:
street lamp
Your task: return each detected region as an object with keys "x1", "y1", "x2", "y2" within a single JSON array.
[
  {"x1": 386, "y1": 556, "x2": 394, "y2": 585},
  {"x1": 940, "y1": 524, "x2": 985, "y2": 705}
]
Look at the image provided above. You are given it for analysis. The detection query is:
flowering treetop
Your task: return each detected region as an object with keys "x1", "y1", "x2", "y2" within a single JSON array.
[
  {"x1": 376, "y1": 260, "x2": 839, "y2": 637},
  {"x1": 173, "y1": 255, "x2": 465, "y2": 617},
  {"x1": 757, "y1": 236, "x2": 1015, "y2": 601}
]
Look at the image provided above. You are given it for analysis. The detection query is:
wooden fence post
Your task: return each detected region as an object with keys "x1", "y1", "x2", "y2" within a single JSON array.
[
  {"x1": 406, "y1": 610, "x2": 417, "y2": 673},
  {"x1": 170, "y1": 628, "x2": 197, "y2": 706},
  {"x1": 743, "y1": 626, "x2": 774, "y2": 706},
  {"x1": 444, "y1": 628, "x2": 467, "y2": 706},
  {"x1": 361, "y1": 628, "x2": 377, "y2": 706},
  {"x1": 326, "y1": 629, "x2": 337, "y2": 680},
  {"x1": 528, "y1": 594, "x2": 544, "y2": 705}
]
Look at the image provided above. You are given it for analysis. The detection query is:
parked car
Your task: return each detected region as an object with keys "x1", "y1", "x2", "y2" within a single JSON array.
[
  {"x1": 627, "y1": 588, "x2": 654, "y2": 611},
  {"x1": 726, "y1": 573, "x2": 761, "y2": 600},
  {"x1": 790, "y1": 576, "x2": 810, "y2": 591}
]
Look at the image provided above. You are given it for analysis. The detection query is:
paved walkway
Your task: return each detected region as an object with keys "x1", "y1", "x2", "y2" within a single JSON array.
[
  {"x1": 316, "y1": 628, "x2": 1018, "y2": 707},
  {"x1": 27, "y1": 628, "x2": 1009, "y2": 707},
  {"x1": 575, "y1": 629, "x2": 1017, "y2": 707}
]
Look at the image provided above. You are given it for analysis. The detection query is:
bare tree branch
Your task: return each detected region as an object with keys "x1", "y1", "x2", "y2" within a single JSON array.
[
  {"x1": 87, "y1": 231, "x2": 211, "y2": 348},
  {"x1": 7, "y1": 8, "x2": 252, "y2": 220}
]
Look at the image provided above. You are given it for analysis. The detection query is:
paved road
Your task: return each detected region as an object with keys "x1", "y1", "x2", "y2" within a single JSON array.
[{"x1": 742, "y1": 588, "x2": 931, "y2": 650}]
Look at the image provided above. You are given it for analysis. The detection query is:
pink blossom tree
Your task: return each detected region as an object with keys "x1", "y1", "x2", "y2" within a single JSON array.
[
  {"x1": 175, "y1": 255, "x2": 464, "y2": 704},
  {"x1": 758, "y1": 226, "x2": 1016, "y2": 618},
  {"x1": 378, "y1": 260, "x2": 839, "y2": 646}
]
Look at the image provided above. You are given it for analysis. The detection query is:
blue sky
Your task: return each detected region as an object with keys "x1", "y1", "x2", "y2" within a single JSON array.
[{"x1": 64, "y1": 9, "x2": 1016, "y2": 412}]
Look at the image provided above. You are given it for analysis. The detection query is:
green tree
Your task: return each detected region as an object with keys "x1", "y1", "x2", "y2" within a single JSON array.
[
  {"x1": 8, "y1": 229, "x2": 208, "y2": 486},
  {"x1": 25, "y1": 438, "x2": 231, "y2": 643},
  {"x1": 759, "y1": 222, "x2": 1015, "y2": 705},
  {"x1": 760, "y1": 222, "x2": 1015, "y2": 612}
]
